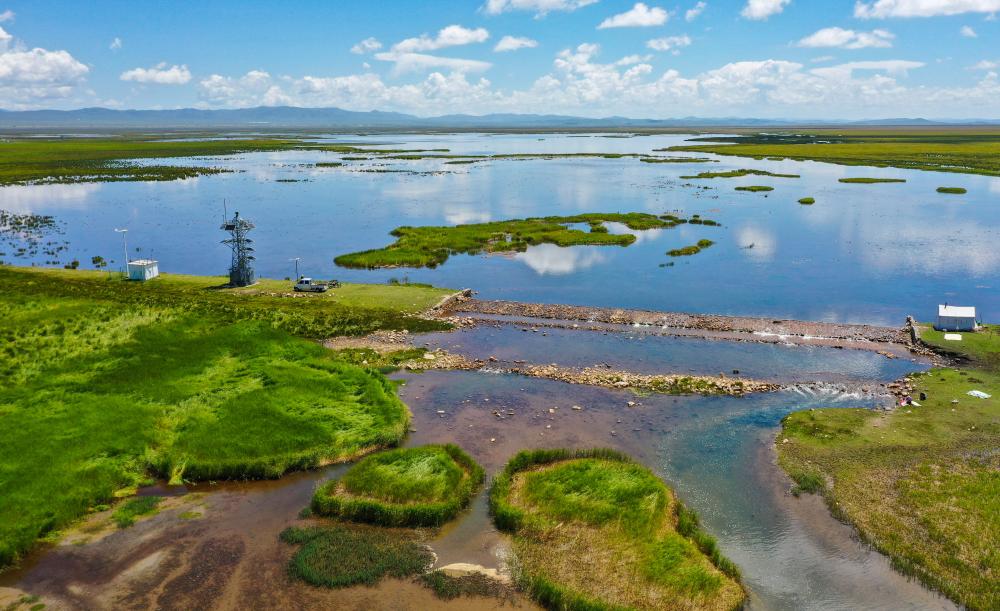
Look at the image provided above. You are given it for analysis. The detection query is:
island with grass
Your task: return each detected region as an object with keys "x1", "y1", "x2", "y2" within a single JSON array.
[
  {"x1": 777, "y1": 323, "x2": 999, "y2": 610},
  {"x1": 490, "y1": 448, "x2": 745, "y2": 610}
]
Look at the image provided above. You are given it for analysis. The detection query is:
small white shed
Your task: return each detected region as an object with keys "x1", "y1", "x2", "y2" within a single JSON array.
[
  {"x1": 127, "y1": 259, "x2": 159, "y2": 281},
  {"x1": 937, "y1": 305, "x2": 976, "y2": 332}
]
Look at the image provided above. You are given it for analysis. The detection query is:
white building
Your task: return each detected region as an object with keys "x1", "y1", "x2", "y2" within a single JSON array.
[
  {"x1": 127, "y1": 259, "x2": 159, "y2": 281},
  {"x1": 937, "y1": 305, "x2": 977, "y2": 332}
]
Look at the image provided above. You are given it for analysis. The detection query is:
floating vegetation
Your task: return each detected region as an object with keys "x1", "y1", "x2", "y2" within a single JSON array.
[
  {"x1": 315, "y1": 162, "x2": 343, "y2": 167},
  {"x1": 839, "y1": 177, "x2": 906, "y2": 184},
  {"x1": 735, "y1": 185, "x2": 774, "y2": 192},
  {"x1": 311, "y1": 444, "x2": 484, "y2": 527},
  {"x1": 640, "y1": 156, "x2": 713, "y2": 163},
  {"x1": 680, "y1": 169, "x2": 799, "y2": 179},
  {"x1": 280, "y1": 525, "x2": 433, "y2": 588},
  {"x1": 936, "y1": 187, "x2": 967, "y2": 194},
  {"x1": 0, "y1": 210, "x2": 66, "y2": 262},
  {"x1": 490, "y1": 448, "x2": 744, "y2": 610},
  {"x1": 798, "y1": 197, "x2": 816, "y2": 205},
  {"x1": 668, "y1": 239, "x2": 715, "y2": 257},
  {"x1": 334, "y1": 212, "x2": 712, "y2": 269}
]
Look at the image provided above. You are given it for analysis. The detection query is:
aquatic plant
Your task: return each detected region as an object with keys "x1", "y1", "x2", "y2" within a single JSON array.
[
  {"x1": 838, "y1": 177, "x2": 906, "y2": 184},
  {"x1": 680, "y1": 169, "x2": 799, "y2": 179},
  {"x1": 798, "y1": 197, "x2": 816, "y2": 205},
  {"x1": 734, "y1": 185, "x2": 774, "y2": 192},
  {"x1": 111, "y1": 495, "x2": 162, "y2": 528},
  {"x1": 936, "y1": 187, "x2": 966, "y2": 194},
  {"x1": 490, "y1": 448, "x2": 744, "y2": 610},
  {"x1": 280, "y1": 525, "x2": 433, "y2": 588},
  {"x1": 312, "y1": 444, "x2": 484, "y2": 527},
  {"x1": 419, "y1": 570, "x2": 514, "y2": 601}
]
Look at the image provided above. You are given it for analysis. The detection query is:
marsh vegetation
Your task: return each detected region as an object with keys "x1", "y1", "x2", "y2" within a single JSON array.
[
  {"x1": 734, "y1": 185, "x2": 773, "y2": 192},
  {"x1": 838, "y1": 177, "x2": 906, "y2": 184}
]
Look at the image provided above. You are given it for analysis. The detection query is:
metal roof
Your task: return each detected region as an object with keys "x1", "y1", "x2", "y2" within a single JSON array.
[{"x1": 938, "y1": 305, "x2": 976, "y2": 318}]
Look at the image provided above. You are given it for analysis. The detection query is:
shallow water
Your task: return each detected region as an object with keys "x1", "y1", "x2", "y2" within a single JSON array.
[
  {"x1": 418, "y1": 324, "x2": 928, "y2": 383},
  {"x1": 3, "y1": 133, "x2": 997, "y2": 324}
]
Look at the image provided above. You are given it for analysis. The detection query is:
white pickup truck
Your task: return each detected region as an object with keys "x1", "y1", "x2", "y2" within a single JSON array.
[{"x1": 293, "y1": 277, "x2": 331, "y2": 292}]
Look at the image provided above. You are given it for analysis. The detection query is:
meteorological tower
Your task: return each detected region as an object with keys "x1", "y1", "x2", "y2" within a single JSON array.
[{"x1": 221, "y1": 210, "x2": 256, "y2": 286}]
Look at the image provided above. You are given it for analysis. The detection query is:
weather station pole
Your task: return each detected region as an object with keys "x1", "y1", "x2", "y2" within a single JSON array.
[
  {"x1": 290, "y1": 257, "x2": 301, "y2": 280},
  {"x1": 114, "y1": 228, "x2": 129, "y2": 276}
]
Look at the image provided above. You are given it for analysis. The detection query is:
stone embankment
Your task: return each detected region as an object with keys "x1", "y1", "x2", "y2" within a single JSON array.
[
  {"x1": 445, "y1": 299, "x2": 911, "y2": 344},
  {"x1": 398, "y1": 350, "x2": 779, "y2": 396}
]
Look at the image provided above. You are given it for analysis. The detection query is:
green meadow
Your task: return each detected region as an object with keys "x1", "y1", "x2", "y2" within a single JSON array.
[{"x1": 0, "y1": 265, "x2": 451, "y2": 570}]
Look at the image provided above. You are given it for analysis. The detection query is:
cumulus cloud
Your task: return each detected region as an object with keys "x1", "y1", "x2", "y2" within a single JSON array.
[
  {"x1": 375, "y1": 51, "x2": 492, "y2": 74},
  {"x1": 0, "y1": 26, "x2": 89, "y2": 107},
  {"x1": 686, "y1": 1, "x2": 707, "y2": 21},
  {"x1": 0, "y1": 9, "x2": 13, "y2": 22},
  {"x1": 598, "y1": 2, "x2": 668, "y2": 28},
  {"x1": 855, "y1": 0, "x2": 1000, "y2": 18},
  {"x1": 350, "y1": 37, "x2": 382, "y2": 54},
  {"x1": 810, "y1": 59, "x2": 923, "y2": 79},
  {"x1": 109, "y1": 37, "x2": 122, "y2": 51},
  {"x1": 969, "y1": 59, "x2": 998, "y2": 69},
  {"x1": 120, "y1": 63, "x2": 192, "y2": 84},
  {"x1": 647, "y1": 35, "x2": 692, "y2": 52},
  {"x1": 199, "y1": 70, "x2": 291, "y2": 106},
  {"x1": 393, "y1": 25, "x2": 489, "y2": 53},
  {"x1": 797, "y1": 27, "x2": 894, "y2": 49},
  {"x1": 494, "y1": 35, "x2": 539, "y2": 51},
  {"x1": 482, "y1": 0, "x2": 598, "y2": 16},
  {"x1": 742, "y1": 0, "x2": 790, "y2": 19},
  {"x1": 960, "y1": 25, "x2": 977, "y2": 36}
]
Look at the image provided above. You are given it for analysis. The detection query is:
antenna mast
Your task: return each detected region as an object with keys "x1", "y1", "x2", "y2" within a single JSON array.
[{"x1": 220, "y1": 210, "x2": 256, "y2": 287}]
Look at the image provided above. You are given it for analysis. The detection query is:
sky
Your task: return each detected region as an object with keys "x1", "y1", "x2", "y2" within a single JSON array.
[{"x1": 1, "y1": 0, "x2": 999, "y2": 119}]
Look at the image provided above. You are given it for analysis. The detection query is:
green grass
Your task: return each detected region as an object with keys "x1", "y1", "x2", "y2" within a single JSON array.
[
  {"x1": 280, "y1": 525, "x2": 433, "y2": 588},
  {"x1": 936, "y1": 187, "x2": 967, "y2": 194},
  {"x1": 777, "y1": 366, "x2": 999, "y2": 610},
  {"x1": 918, "y1": 324, "x2": 1000, "y2": 371},
  {"x1": 734, "y1": 185, "x2": 773, "y2": 192},
  {"x1": 111, "y1": 496, "x2": 162, "y2": 528},
  {"x1": 312, "y1": 444, "x2": 484, "y2": 527},
  {"x1": 418, "y1": 571, "x2": 514, "y2": 601},
  {"x1": 639, "y1": 156, "x2": 713, "y2": 163},
  {"x1": 334, "y1": 213, "x2": 708, "y2": 269},
  {"x1": 667, "y1": 239, "x2": 715, "y2": 258},
  {"x1": 670, "y1": 132, "x2": 1000, "y2": 177},
  {"x1": 0, "y1": 266, "x2": 445, "y2": 570},
  {"x1": 490, "y1": 448, "x2": 744, "y2": 610},
  {"x1": 838, "y1": 177, "x2": 906, "y2": 184},
  {"x1": 679, "y1": 169, "x2": 799, "y2": 179},
  {"x1": 798, "y1": 197, "x2": 815, "y2": 205}
]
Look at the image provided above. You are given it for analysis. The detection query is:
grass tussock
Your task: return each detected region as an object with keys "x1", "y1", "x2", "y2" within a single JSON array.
[
  {"x1": 419, "y1": 571, "x2": 516, "y2": 602},
  {"x1": 777, "y1": 365, "x2": 1000, "y2": 610},
  {"x1": 667, "y1": 239, "x2": 715, "y2": 258},
  {"x1": 669, "y1": 132, "x2": 1000, "y2": 177},
  {"x1": 334, "y1": 213, "x2": 711, "y2": 269},
  {"x1": 936, "y1": 187, "x2": 967, "y2": 194},
  {"x1": 111, "y1": 495, "x2": 162, "y2": 528},
  {"x1": 680, "y1": 169, "x2": 799, "y2": 179},
  {"x1": 490, "y1": 448, "x2": 744, "y2": 610},
  {"x1": 734, "y1": 185, "x2": 773, "y2": 192},
  {"x1": 798, "y1": 197, "x2": 815, "y2": 205},
  {"x1": 312, "y1": 444, "x2": 484, "y2": 527},
  {"x1": 0, "y1": 266, "x2": 431, "y2": 570},
  {"x1": 838, "y1": 177, "x2": 906, "y2": 184},
  {"x1": 280, "y1": 525, "x2": 433, "y2": 588}
]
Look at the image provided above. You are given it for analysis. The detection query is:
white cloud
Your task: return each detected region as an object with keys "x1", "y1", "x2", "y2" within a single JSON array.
[
  {"x1": 375, "y1": 51, "x2": 493, "y2": 74},
  {"x1": 120, "y1": 63, "x2": 191, "y2": 84},
  {"x1": 494, "y1": 35, "x2": 539, "y2": 51},
  {"x1": 0, "y1": 27, "x2": 89, "y2": 107},
  {"x1": 393, "y1": 25, "x2": 489, "y2": 53},
  {"x1": 0, "y1": 9, "x2": 13, "y2": 22},
  {"x1": 810, "y1": 59, "x2": 923, "y2": 79},
  {"x1": 199, "y1": 70, "x2": 290, "y2": 106},
  {"x1": 960, "y1": 25, "x2": 978, "y2": 36},
  {"x1": 109, "y1": 37, "x2": 122, "y2": 51},
  {"x1": 855, "y1": 0, "x2": 1000, "y2": 18},
  {"x1": 615, "y1": 53, "x2": 653, "y2": 65},
  {"x1": 969, "y1": 59, "x2": 998, "y2": 69},
  {"x1": 483, "y1": 0, "x2": 598, "y2": 16},
  {"x1": 646, "y1": 35, "x2": 692, "y2": 52},
  {"x1": 686, "y1": 1, "x2": 707, "y2": 21},
  {"x1": 811, "y1": 55, "x2": 836, "y2": 62},
  {"x1": 797, "y1": 27, "x2": 894, "y2": 49},
  {"x1": 598, "y1": 2, "x2": 669, "y2": 28},
  {"x1": 742, "y1": 0, "x2": 790, "y2": 19},
  {"x1": 350, "y1": 37, "x2": 382, "y2": 54}
]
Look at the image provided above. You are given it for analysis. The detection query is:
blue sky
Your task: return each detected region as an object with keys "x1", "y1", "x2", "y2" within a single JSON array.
[{"x1": 1, "y1": 0, "x2": 998, "y2": 118}]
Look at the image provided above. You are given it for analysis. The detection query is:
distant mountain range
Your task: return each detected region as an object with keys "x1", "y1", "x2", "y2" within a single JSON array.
[{"x1": 1, "y1": 106, "x2": 997, "y2": 129}]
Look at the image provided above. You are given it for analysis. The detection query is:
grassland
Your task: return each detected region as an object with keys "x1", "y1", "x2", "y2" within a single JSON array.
[
  {"x1": 937, "y1": 187, "x2": 967, "y2": 194},
  {"x1": 334, "y1": 212, "x2": 711, "y2": 269},
  {"x1": 679, "y1": 169, "x2": 799, "y2": 179},
  {"x1": 670, "y1": 132, "x2": 1000, "y2": 177},
  {"x1": 777, "y1": 350, "x2": 999, "y2": 609},
  {"x1": 490, "y1": 448, "x2": 744, "y2": 611},
  {"x1": 312, "y1": 444, "x2": 484, "y2": 527},
  {"x1": 0, "y1": 265, "x2": 452, "y2": 570},
  {"x1": 838, "y1": 177, "x2": 906, "y2": 184},
  {"x1": 919, "y1": 324, "x2": 1000, "y2": 371},
  {"x1": 280, "y1": 525, "x2": 433, "y2": 588}
]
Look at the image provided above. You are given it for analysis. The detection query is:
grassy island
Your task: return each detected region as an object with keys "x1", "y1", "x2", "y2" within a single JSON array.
[
  {"x1": 838, "y1": 177, "x2": 906, "y2": 184},
  {"x1": 777, "y1": 326, "x2": 1000, "y2": 610},
  {"x1": 734, "y1": 185, "x2": 773, "y2": 192},
  {"x1": 490, "y1": 448, "x2": 744, "y2": 611},
  {"x1": 668, "y1": 239, "x2": 715, "y2": 257},
  {"x1": 334, "y1": 213, "x2": 712, "y2": 269},
  {"x1": 936, "y1": 187, "x2": 967, "y2": 194},
  {"x1": 0, "y1": 265, "x2": 452, "y2": 569},
  {"x1": 312, "y1": 444, "x2": 484, "y2": 527},
  {"x1": 798, "y1": 197, "x2": 815, "y2": 205},
  {"x1": 680, "y1": 169, "x2": 799, "y2": 179}
]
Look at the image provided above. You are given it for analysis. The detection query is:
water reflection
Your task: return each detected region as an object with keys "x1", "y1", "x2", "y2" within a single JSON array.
[
  {"x1": 514, "y1": 243, "x2": 606, "y2": 275},
  {"x1": 0, "y1": 183, "x2": 102, "y2": 213}
]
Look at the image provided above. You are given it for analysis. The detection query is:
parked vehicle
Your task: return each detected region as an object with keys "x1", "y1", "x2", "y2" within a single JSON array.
[{"x1": 293, "y1": 277, "x2": 330, "y2": 292}]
